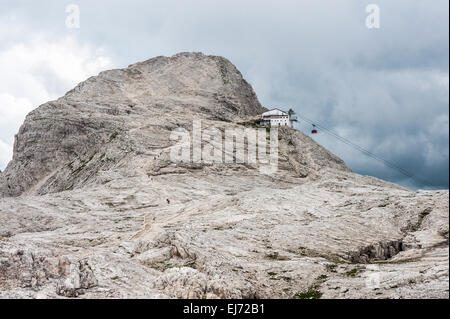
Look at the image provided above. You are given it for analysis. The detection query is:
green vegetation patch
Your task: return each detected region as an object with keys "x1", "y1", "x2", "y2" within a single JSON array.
[
  {"x1": 294, "y1": 286, "x2": 323, "y2": 299},
  {"x1": 344, "y1": 266, "x2": 364, "y2": 277}
]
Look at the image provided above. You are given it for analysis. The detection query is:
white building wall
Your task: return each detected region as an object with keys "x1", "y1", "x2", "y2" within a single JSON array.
[
  {"x1": 269, "y1": 116, "x2": 290, "y2": 127},
  {"x1": 261, "y1": 109, "x2": 292, "y2": 127}
]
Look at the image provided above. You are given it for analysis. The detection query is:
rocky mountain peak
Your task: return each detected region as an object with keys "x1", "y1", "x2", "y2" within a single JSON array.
[
  {"x1": 0, "y1": 52, "x2": 347, "y2": 198},
  {"x1": 65, "y1": 52, "x2": 264, "y2": 118}
]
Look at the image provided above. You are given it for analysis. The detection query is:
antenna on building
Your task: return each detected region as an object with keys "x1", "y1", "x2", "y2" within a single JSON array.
[{"x1": 288, "y1": 108, "x2": 298, "y2": 126}]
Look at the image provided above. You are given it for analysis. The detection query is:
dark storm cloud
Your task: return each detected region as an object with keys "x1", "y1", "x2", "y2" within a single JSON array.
[{"x1": 1, "y1": 0, "x2": 448, "y2": 189}]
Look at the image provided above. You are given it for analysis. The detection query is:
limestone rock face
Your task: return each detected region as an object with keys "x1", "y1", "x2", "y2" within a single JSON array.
[
  {"x1": 0, "y1": 53, "x2": 448, "y2": 299},
  {"x1": 0, "y1": 52, "x2": 268, "y2": 197}
]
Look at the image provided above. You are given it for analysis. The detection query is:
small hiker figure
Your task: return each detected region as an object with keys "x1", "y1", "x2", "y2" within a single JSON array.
[{"x1": 166, "y1": 198, "x2": 170, "y2": 204}]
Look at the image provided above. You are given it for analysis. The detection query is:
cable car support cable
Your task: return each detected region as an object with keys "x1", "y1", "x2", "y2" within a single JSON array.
[{"x1": 296, "y1": 114, "x2": 437, "y2": 189}]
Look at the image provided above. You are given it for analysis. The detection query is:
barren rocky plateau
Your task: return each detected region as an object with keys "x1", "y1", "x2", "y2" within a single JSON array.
[{"x1": 0, "y1": 52, "x2": 448, "y2": 299}]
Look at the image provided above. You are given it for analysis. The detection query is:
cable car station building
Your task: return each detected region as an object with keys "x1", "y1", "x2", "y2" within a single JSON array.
[{"x1": 259, "y1": 108, "x2": 297, "y2": 127}]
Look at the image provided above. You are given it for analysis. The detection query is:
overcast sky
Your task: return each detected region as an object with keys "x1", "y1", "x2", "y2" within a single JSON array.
[{"x1": 0, "y1": 0, "x2": 448, "y2": 189}]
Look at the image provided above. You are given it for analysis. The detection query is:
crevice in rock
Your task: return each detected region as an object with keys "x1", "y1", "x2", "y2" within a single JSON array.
[
  {"x1": 347, "y1": 239, "x2": 403, "y2": 263},
  {"x1": 401, "y1": 207, "x2": 433, "y2": 234}
]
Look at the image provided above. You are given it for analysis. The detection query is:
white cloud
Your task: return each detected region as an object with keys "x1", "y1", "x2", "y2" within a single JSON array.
[
  {"x1": 0, "y1": 35, "x2": 113, "y2": 170},
  {"x1": 0, "y1": 140, "x2": 13, "y2": 171}
]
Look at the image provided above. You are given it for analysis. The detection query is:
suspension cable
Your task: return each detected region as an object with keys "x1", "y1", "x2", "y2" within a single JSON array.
[{"x1": 296, "y1": 114, "x2": 437, "y2": 189}]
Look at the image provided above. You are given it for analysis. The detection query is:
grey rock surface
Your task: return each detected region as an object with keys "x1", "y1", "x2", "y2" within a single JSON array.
[{"x1": 0, "y1": 52, "x2": 448, "y2": 299}]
